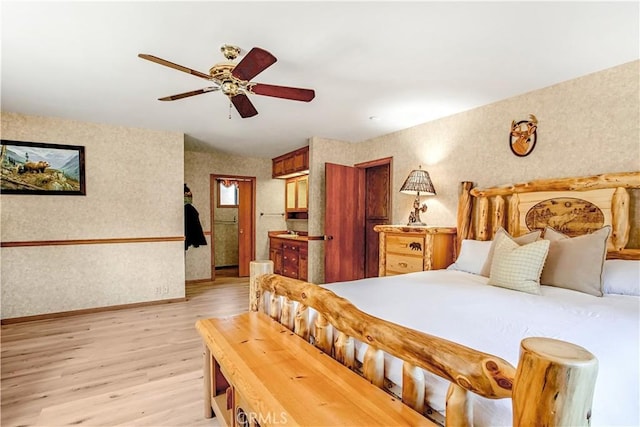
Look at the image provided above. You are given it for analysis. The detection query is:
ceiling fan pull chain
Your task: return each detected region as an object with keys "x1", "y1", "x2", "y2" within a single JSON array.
[{"x1": 228, "y1": 101, "x2": 232, "y2": 119}]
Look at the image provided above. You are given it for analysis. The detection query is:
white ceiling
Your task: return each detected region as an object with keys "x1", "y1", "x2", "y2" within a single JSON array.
[{"x1": 2, "y1": 1, "x2": 638, "y2": 159}]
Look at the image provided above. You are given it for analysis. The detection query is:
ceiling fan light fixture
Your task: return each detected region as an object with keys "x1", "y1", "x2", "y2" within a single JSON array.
[{"x1": 221, "y1": 80, "x2": 240, "y2": 97}]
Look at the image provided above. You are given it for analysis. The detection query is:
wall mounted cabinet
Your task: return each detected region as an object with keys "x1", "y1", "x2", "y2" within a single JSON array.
[
  {"x1": 285, "y1": 175, "x2": 308, "y2": 213},
  {"x1": 272, "y1": 146, "x2": 309, "y2": 179}
]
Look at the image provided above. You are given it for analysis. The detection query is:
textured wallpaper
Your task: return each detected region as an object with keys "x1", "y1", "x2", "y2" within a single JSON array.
[
  {"x1": 308, "y1": 61, "x2": 640, "y2": 283},
  {"x1": 184, "y1": 147, "x2": 286, "y2": 281},
  {"x1": 0, "y1": 112, "x2": 185, "y2": 318}
]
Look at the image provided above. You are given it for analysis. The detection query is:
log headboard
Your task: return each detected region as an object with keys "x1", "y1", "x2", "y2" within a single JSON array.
[{"x1": 456, "y1": 171, "x2": 640, "y2": 260}]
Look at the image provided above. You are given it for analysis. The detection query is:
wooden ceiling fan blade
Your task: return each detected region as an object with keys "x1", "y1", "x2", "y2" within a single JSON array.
[
  {"x1": 138, "y1": 54, "x2": 211, "y2": 81},
  {"x1": 231, "y1": 47, "x2": 277, "y2": 82},
  {"x1": 250, "y1": 83, "x2": 315, "y2": 102},
  {"x1": 158, "y1": 86, "x2": 220, "y2": 101},
  {"x1": 231, "y1": 94, "x2": 258, "y2": 118}
]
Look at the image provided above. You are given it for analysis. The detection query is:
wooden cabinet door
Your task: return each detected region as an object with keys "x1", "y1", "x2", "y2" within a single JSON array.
[
  {"x1": 293, "y1": 151, "x2": 305, "y2": 171},
  {"x1": 299, "y1": 248, "x2": 308, "y2": 281},
  {"x1": 272, "y1": 159, "x2": 285, "y2": 178},
  {"x1": 285, "y1": 179, "x2": 297, "y2": 211},
  {"x1": 269, "y1": 247, "x2": 282, "y2": 274},
  {"x1": 284, "y1": 156, "x2": 295, "y2": 174},
  {"x1": 324, "y1": 163, "x2": 365, "y2": 283},
  {"x1": 296, "y1": 176, "x2": 308, "y2": 210}
]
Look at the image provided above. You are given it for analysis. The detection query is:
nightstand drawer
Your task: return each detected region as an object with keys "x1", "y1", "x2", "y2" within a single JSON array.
[
  {"x1": 386, "y1": 234, "x2": 425, "y2": 256},
  {"x1": 386, "y1": 254, "x2": 423, "y2": 274}
]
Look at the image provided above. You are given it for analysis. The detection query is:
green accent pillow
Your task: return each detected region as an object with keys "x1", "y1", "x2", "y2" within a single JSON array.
[
  {"x1": 488, "y1": 233, "x2": 550, "y2": 295},
  {"x1": 480, "y1": 228, "x2": 542, "y2": 277}
]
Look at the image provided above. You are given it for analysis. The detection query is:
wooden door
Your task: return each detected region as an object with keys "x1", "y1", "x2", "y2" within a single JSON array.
[
  {"x1": 324, "y1": 163, "x2": 365, "y2": 283},
  {"x1": 237, "y1": 180, "x2": 254, "y2": 277},
  {"x1": 360, "y1": 160, "x2": 391, "y2": 278}
]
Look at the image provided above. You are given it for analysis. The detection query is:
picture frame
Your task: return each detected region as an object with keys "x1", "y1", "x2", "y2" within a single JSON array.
[{"x1": 0, "y1": 139, "x2": 86, "y2": 195}]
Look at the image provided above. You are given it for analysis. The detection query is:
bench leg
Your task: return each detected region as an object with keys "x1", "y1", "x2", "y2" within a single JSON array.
[{"x1": 203, "y1": 343, "x2": 213, "y2": 419}]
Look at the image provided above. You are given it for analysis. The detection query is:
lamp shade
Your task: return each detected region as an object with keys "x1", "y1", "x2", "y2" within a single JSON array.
[{"x1": 399, "y1": 168, "x2": 436, "y2": 195}]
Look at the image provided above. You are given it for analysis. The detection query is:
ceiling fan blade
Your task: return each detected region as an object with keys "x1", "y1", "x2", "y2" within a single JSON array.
[
  {"x1": 158, "y1": 86, "x2": 220, "y2": 101},
  {"x1": 231, "y1": 47, "x2": 277, "y2": 82},
  {"x1": 249, "y1": 83, "x2": 315, "y2": 102},
  {"x1": 138, "y1": 54, "x2": 211, "y2": 81},
  {"x1": 231, "y1": 94, "x2": 258, "y2": 118}
]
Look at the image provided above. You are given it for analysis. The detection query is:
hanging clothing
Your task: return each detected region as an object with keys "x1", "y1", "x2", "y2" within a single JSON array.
[{"x1": 184, "y1": 203, "x2": 207, "y2": 250}]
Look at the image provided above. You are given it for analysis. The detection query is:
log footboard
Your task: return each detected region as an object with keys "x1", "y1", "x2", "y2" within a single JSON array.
[{"x1": 252, "y1": 270, "x2": 598, "y2": 426}]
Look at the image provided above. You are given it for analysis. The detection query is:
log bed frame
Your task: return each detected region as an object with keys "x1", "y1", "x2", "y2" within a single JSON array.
[{"x1": 253, "y1": 171, "x2": 640, "y2": 426}]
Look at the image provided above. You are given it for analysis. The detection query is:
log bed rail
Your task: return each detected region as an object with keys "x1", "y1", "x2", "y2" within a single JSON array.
[{"x1": 253, "y1": 273, "x2": 598, "y2": 427}]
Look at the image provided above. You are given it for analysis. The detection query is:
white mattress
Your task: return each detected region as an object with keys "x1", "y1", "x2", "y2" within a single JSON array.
[{"x1": 317, "y1": 269, "x2": 640, "y2": 426}]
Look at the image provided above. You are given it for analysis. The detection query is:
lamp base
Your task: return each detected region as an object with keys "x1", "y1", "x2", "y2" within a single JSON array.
[
  {"x1": 407, "y1": 196, "x2": 428, "y2": 226},
  {"x1": 407, "y1": 221, "x2": 427, "y2": 226}
]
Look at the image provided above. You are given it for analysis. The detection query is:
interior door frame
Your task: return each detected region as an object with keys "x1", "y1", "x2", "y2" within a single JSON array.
[
  {"x1": 355, "y1": 156, "x2": 392, "y2": 277},
  {"x1": 210, "y1": 174, "x2": 256, "y2": 280}
]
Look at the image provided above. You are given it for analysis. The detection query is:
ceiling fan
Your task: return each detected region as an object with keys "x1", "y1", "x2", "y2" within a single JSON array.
[{"x1": 138, "y1": 45, "x2": 315, "y2": 118}]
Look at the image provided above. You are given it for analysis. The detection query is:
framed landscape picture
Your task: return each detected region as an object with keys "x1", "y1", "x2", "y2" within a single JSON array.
[{"x1": 0, "y1": 140, "x2": 86, "y2": 195}]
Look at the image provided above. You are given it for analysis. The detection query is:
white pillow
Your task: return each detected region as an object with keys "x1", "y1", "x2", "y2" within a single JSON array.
[
  {"x1": 602, "y1": 260, "x2": 640, "y2": 296},
  {"x1": 447, "y1": 239, "x2": 492, "y2": 275}
]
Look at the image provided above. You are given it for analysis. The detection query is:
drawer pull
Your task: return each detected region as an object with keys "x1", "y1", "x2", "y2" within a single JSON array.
[{"x1": 399, "y1": 262, "x2": 408, "y2": 268}]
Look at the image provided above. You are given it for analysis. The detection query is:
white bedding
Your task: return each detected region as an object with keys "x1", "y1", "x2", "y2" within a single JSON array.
[{"x1": 317, "y1": 269, "x2": 640, "y2": 426}]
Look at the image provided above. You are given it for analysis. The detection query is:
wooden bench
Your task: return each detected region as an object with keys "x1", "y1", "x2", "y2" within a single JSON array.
[{"x1": 196, "y1": 312, "x2": 434, "y2": 426}]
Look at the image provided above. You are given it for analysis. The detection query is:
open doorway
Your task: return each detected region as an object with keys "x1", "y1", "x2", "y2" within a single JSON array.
[{"x1": 210, "y1": 174, "x2": 256, "y2": 279}]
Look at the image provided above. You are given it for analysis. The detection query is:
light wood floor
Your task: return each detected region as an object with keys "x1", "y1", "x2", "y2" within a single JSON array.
[{"x1": 1, "y1": 274, "x2": 249, "y2": 427}]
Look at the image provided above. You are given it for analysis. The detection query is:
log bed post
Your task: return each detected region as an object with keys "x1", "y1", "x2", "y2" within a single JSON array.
[
  {"x1": 476, "y1": 196, "x2": 490, "y2": 240},
  {"x1": 314, "y1": 313, "x2": 333, "y2": 355},
  {"x1": 280, "y1": 297, "x2": 295, "y2": 330},
  {"x1": 402, "y1": 362, "x2": 425, "y2": 414},
  {"x1": 294, "y1": 303, "x2": 310, "y2": 340},
  {"x1": 334, "y1": 331, "x2": 355, "y2": 369},
  {"x1": 249, "y1": 260, "x2": 273, "y2": 312},
  {"x1": 363, "y1": 346, "x2": 385, "y2": 388},
  {"x1": 456, "y1": 181, "x2": 474, "y2": 253},
  {"x1": 512, "y1": 337, "x2": 598, "y2": 427},
  {"x1": 445, "y1": 383, "x2": 471, "y2": 427}
]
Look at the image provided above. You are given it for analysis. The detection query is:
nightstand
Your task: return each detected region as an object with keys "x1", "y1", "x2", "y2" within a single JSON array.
[{"x1": 373, "y1": 225, "x2": 457, "y2": 276}]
